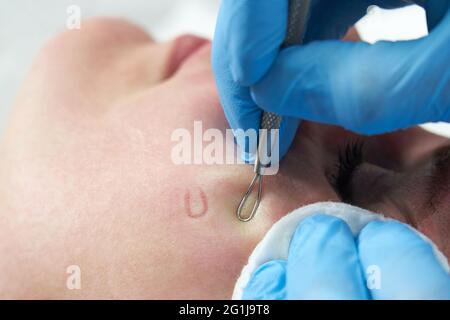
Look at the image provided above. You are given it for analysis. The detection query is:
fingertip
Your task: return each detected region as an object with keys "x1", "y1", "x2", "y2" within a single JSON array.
[
  {"x1": 358, "y1": 220, "x2": 425, "y2": 249},
  {"x1": 357, "y1": 220, "x2": 438, "y2": 268},
  {"x1": 243, "y1": 260, "x2": 287, "y2": 300},
  {"x1": 358, "y1": 220, "x2": 450, "y2": 300},
  {"x1": 289, "y1": 214, "x2": 356, "y2": 260},
  {"x1": 289, "y1": 214, "x2": 353, "y2": 259},
  {"x1": 287, "y1": 214, "x2": 369, "y2": 299}
]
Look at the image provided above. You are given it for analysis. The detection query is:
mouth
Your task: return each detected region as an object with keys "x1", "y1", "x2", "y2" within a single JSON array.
[{"x1": 166, "y1": 34, "x2": 210, "y2": 77}]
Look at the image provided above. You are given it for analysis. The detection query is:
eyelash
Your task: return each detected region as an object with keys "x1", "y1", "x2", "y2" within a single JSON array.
[{"x1": 330, "y1": 141, "x2": 365, "y2": 202}]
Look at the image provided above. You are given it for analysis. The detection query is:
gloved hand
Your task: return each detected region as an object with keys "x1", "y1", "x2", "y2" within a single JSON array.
[
  {"x1": 242, "y1": 214, "x2": 450, "y2": 300},
  {"x1": 212, "y1": 0, "x2": 450, "y2": 161}
]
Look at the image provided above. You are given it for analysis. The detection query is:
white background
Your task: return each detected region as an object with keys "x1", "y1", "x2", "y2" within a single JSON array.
[{"x1": 0, "y1": 1, "x2": 448, "y2": 136}]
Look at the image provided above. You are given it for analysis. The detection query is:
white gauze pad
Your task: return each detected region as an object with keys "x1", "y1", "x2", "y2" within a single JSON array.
[{"x1": 232, "y1": 201, "x2": 449, "y2": 300}]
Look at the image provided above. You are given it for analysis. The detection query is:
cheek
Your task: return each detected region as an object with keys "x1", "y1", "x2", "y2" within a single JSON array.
[
  {"x1": 138, "y1": 182, "x2": 265, "y2": 299},
  {"x1": 169, "y1": 223, "x2": 259, "y2": 299},
  {"x1": 261, "y1": 170, "x2": 340, "y2": 223}
]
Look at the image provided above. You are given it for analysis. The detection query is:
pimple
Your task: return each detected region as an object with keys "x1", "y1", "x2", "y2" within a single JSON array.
[{"x1": 184, "y1": 187, "x2": 208, "y2": 218}]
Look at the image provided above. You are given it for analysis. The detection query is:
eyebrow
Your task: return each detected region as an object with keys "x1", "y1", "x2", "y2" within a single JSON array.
[{"x1": 427, "y1": 145, "x2": 450, "y2": 212}]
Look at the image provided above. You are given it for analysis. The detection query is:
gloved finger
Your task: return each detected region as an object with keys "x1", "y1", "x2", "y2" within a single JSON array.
[
  {"x1": 303, "y1": 0, "x2": 370, "y2": 42},
  {"x1": 212, "y1": 23, "x2": 261, "y2": 161},
  {"x1": 251, "y1": 13, "x2": 450, "y2": 134},
  {"x1": 217, "y1": 0, "x2": 419, "y2": 86},
  {"x1": 242, "y1": 260, "x2": 287, "y2": 300},
  {"x1": 212, "y1": 4, "x2": 300, "y2": 162},
  {"x1": 286, "y1": 214, "x2": 370, "y2": 300},
  {"x1": 211, "y1": 48, "x2": 300, "y2": 162},
  {"x1": 216, "y1": 0, "x2": 289, "y2": 86},
  {"x1": 358, "y1": 220, "x2": 450, "y2": 300}
]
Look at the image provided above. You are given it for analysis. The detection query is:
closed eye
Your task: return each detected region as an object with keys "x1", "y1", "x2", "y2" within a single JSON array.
[{"x1": 329, "y1": 141, "x2": 365, "y2": 202}]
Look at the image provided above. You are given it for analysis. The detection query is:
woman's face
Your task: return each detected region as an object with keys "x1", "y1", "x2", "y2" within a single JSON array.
[{"x1": 0, "y1": 18, "x2": 448, "y2": 299}]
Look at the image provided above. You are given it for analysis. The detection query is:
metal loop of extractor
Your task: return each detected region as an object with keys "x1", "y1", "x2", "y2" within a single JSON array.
[{"x1": 236, "y1": 173, "x2": 263, "y2": 222}]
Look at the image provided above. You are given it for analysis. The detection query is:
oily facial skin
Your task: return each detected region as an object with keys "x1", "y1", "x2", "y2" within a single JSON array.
[{"x1": 0, "y1": 18, "x2": 448, "y2": 299}]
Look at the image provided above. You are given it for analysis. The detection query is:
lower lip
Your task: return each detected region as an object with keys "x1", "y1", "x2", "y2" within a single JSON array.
[{"x1": 170, "y1": 34, "x2": 210, "y2": 71}]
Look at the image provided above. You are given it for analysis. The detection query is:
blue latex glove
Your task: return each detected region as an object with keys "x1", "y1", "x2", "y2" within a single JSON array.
[
  {"x1": 243, "y1": 215, "x2": 450, "y2": 300},
  {"x1": 212, "y1": 0, "x2": 450, "y2": 160}
]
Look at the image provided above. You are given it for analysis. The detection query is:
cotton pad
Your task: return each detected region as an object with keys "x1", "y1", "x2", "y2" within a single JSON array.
[{"x1": 232, "y1": 201, "x2": 449, "y2": 300}]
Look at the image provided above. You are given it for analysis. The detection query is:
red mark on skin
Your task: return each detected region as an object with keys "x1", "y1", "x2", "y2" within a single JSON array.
[{"x1": 184, "y1": 187, "x2": 208, "y2": 218}]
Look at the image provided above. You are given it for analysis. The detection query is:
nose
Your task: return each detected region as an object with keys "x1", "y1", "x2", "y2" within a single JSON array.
[{"x1": 163, "y1": 34, "x2": 210, "y2": 79}]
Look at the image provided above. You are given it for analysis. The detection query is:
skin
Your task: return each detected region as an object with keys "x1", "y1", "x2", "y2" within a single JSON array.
[{"x1": 0, "y1": 18, "x2": 448, "y2": 299}]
